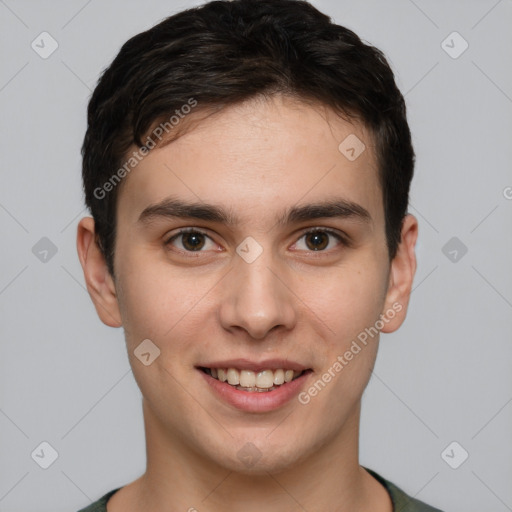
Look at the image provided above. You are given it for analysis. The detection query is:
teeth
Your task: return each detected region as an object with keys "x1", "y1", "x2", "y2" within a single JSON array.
[
  {"x1": 255, "y1": 370, "x2": 274, "y2": 389},
  {"x1": 273, "y1": 369, "x2": 285, "y2": 385},
  {"x1": 227, "y1": 368, "x2": 240, "y2": 385},
  {"x1": 240, "y1": 370, "x2": 256, "y2": 388},
  {"x1": 207, "y1": 367, "x2": 305, "y2": 389},
  {"x1": 235, "y1": 385, "x2": 277, "y2": 392}
]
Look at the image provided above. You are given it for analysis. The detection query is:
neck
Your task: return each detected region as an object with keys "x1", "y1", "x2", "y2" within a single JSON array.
[{"x1": 109, "y1": 400, "x2": 391, "y2": 512}]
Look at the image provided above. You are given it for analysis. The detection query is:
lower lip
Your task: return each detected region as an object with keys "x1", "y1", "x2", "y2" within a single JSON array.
[{"x1": 198, "y1": 369, "x2": 311, "y2": 412}]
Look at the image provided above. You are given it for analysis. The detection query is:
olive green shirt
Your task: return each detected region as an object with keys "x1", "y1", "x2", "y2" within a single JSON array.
[{"x1": 77, "y1": 468, "x2": 444, "y2": 511}]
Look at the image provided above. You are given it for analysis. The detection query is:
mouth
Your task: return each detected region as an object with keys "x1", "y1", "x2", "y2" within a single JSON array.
[
  {"x1": 197, "y1": 362, "x2": 313, "y2": 412},
  {"x1": 199, "y1": 366, "x2": 308, "y2": 392}
]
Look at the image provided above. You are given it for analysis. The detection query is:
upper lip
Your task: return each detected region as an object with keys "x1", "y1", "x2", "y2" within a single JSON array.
[{"x1": 197, "y1": 358, "x2": 310, "y2": 373}]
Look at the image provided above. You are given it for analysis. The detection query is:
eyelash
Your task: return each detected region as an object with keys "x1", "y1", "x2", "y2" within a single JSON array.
[{"x1": 164, "y1": 227, "x2": 348, "y2": 255}]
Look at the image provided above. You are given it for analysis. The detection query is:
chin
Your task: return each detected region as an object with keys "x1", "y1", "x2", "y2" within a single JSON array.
[{"x1": 203, "y1": 433, "x2": 316, "y2": 475}]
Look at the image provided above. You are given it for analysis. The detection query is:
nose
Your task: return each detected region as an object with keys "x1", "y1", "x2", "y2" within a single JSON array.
[{"x1": 218, "y1": 246, "x2": 297, "y2": 340}]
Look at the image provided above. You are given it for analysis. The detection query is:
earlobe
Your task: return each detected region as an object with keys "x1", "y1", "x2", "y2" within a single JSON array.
[
  {"x1": 380, "y1": 214, "x2": 418, "y2": 334},
  {"x1": 76, "y1": 217, "x2": 123, "y2": 328}
]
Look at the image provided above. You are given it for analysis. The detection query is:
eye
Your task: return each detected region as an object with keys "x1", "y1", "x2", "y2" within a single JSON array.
[
  {"x1": 292, "y1": 228, "x2": 346, "y2": 252},
  {"x1": 165, "y1": 228, "x2": 217, "y2": 252}
]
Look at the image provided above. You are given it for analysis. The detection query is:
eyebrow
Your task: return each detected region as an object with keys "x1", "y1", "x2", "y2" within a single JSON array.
[{"x1": 137, "y1": 196, "x2": 372, "y2": 226}]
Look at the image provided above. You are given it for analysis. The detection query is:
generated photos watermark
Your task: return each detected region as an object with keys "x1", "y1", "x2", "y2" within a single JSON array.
[
  {"x1": 298, "y1": 301, "x2": 403, "y2": 405},
  {"x1": 93, "y1": 97, "x2": 198, "y2": 200}
]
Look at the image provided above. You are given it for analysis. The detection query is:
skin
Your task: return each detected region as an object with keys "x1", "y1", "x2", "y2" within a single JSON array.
[{"x1": 77, "y1": 94, "x2": 418, "y2": 512}]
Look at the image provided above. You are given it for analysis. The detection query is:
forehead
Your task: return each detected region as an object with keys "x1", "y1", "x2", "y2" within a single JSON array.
[{"x1": 116, "y1": 95, "x2": 382, "y2": 229}]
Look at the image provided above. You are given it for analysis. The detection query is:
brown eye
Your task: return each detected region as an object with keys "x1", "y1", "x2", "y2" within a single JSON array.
[
  {"x1": 305, "y1": 231, "x2": 329, "y2": 251},
  {"x1": 293, "y1": 229, "x2": 345, "y2": 252},
  {"x1": 165, "y1": 229, "x2": 215, "y2": 252},
  {"x1": 181, "y1": 232, "x2": 206, "y2": 251}
]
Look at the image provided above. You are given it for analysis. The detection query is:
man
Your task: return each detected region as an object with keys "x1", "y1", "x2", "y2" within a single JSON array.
[{"x1": 76, "y1": 0, "x2": 443, "y2": 510}]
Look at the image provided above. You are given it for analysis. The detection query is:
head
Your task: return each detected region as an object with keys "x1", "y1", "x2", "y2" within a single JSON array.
[{"x1": 78, "y1": 0, "x2": 417, "y2": 476}]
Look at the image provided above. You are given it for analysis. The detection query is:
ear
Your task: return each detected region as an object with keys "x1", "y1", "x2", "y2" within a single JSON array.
[
  {"x1": 380, "y1": 214, "x2": 418, "y2": 333},
  {"x1": 76, "y1": 217, "x2": 122, "y2": 328}
]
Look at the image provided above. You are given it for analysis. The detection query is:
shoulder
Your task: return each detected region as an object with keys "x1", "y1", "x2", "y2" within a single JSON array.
[
  {"x1": 364, "y1": 467, "x2": 445, "y2": 512},
  {"x1": 76, "y1": 489, "x2": 120, "y2": 512}
]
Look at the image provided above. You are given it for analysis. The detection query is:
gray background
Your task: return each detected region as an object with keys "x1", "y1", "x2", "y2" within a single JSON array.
[{"x1": 1, "y1": 0, "x2": 511, "y2": 511}]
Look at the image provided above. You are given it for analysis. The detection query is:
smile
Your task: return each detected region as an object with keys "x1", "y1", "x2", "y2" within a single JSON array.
[
  {"x1": 197, "y1": 362, "x2": 313, "y2": 412},
  {"x1": 200, "y1": 367, "x2": 304, "y2": 392}
]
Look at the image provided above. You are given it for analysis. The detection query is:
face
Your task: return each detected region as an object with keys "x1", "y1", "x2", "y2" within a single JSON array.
[{"x1": 78, "y1": 94, "x2": 417, "y2": 475}]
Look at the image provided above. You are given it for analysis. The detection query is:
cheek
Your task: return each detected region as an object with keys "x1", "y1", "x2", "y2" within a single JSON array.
[
  {"x1": 115, "y1": 252, "x2": 193, "y2": 346},
  {"x1": 295, "y1": 268, "x2": 386, "y2": 423},
  {"x1": 298, "y1": 259, "x2": 388, "y2": 346},
  {"x1": 115, "y1": 251, "x2": 224, "y2": 377},
  {"x1": 114, "y1": 258, "x2": 209, "y2": 420}
]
